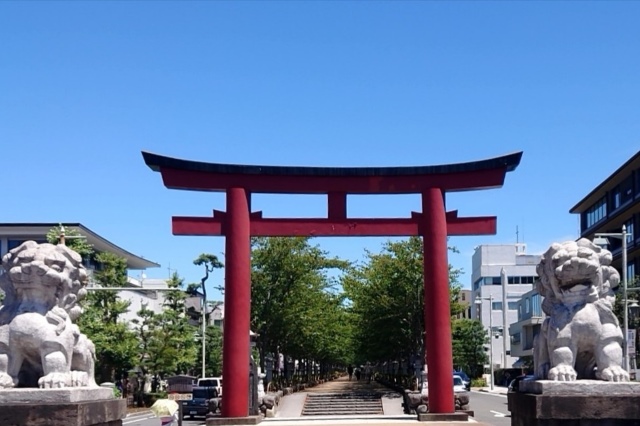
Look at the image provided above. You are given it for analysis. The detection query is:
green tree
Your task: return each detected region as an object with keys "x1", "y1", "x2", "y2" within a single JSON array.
[
  {"x1": 192, "y1": 254, "x2": 223, "y2": 377},
  {"x1": 193, "y1": 253, "x2": 224, "y2": 303},
  {"x1": 342, "y1": 237, "x2": 464, "y2": 365},
  {"x1": 451, "y1": 319, "x2": 488, "y2": 378},
  {"x1": 46, "y1": 224, "x2": 94, "y2": 259},
  {"x1": 133, "y1": 272, "x2": 198, "y2": 390},
  {"x1": 250, "y1": 237, "x2": 351, "y2": 372},
  {"x1": 76, "y1": 252, "x2": 138, "y2": 383},
  {"x1": 195, "y1": 324, "x2": 223, "y2": 377}
]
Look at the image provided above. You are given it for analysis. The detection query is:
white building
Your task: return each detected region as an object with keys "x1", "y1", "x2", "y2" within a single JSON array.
[
  {"x1": 118, "y1": 277, "x2": 174, "y2": 325},
  {"x1": 508, "y1": 288, "x2": 544, "y2": 363},
  {"x1": 471, "y1": 243, "x2": 541, "y2": 369}
]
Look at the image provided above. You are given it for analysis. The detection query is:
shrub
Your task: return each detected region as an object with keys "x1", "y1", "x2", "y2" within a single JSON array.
[{"x1": 470, "y1": 378, "x2": 486, "y2": 388}]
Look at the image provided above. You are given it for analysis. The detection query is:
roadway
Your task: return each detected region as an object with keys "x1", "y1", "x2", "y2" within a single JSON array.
[
  {"x1": 468, "y1": 390, "x2": 510, "y2": 426},
  {"x1": 122, "y1": 411, "x2": 205, "y2": 426},
  {"x1": 122, "y1": 388, "x2": 511, "y2": 426}
]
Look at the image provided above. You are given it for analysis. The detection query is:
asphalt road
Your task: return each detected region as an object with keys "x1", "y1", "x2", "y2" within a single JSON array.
[
  {"x1": 123, "y1": 390, "x2": 512, "y2": 426},
  {"x1": 468, "y1": 390, "x2": 510, "y2": 426},
  {"x1": 122, "y1": 411, "x2": 205, "y2": 426}
]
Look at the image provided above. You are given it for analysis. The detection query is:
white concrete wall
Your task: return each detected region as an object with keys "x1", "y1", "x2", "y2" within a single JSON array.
[{"x1": 470, "y1": 244, "x2": 541, "y2": 369}]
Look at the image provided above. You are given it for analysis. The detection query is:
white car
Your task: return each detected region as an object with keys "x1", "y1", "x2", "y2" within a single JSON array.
[
  {"x1": 453, "y1": 375, "x2": 466, "y2": 393},
  {"x1": 197, "y1": 376, "x2": 222, "y2": 397}
]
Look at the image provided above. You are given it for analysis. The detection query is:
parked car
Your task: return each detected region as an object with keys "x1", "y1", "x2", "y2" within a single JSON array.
[
  {"x1": 453, "y1": 371, "x2": 471, "y2": 390},
  {"x1": 507, "y1": 374, "x2": 534, "y2": 411},
  {"x1": 197, "y1": 376, "x2": 222, "y2": 397},
  {"x1": 453, "y1": 375, "x2": 467, "y2": 393},
  {"x1": 182, "y1": 386, "x2": 218, "y2": 419}
]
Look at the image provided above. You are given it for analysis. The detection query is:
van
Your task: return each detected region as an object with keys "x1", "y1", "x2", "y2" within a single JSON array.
[
  {"x1": 197, "y1": 377, "x2": 222, "y2": 397},
  {"x1": 182, "y1": 386, "x2": 218, "y2": 419}
]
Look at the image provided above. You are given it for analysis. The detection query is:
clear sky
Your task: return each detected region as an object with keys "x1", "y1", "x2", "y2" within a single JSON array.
[{"x1": 2, "y1": 1, "x2": 639, "y2": 301}]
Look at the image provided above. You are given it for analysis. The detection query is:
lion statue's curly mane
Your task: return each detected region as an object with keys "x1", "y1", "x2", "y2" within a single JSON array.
[
  {"x1": 533, "y1": 238, "x2": 628, "y2": 382},
  {"x1": 0, "y1": 241, "x2": 97, "y2": 388}
]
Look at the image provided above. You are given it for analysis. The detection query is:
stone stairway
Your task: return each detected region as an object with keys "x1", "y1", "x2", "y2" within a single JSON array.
[{"x1": 301, "y1": 392, "x2": 383, "y2": 416}]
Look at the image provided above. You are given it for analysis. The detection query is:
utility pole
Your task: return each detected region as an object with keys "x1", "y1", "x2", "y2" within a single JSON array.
[{"x1": 501, "y1": 268, "x2": 509, "y2": 369}]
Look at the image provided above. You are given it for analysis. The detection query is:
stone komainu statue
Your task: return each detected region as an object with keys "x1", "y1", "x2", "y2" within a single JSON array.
[
  {"x1": 0, "y1": 241, "x2": 97, "y2": 388},
  {"x1": 534, "y1": 238, "x2": 629, "y2": 382}
]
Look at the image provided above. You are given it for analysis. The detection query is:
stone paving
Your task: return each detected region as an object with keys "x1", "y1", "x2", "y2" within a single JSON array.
[{"x1": 267, "y1": 375, "x2": 489, "y2": 425}]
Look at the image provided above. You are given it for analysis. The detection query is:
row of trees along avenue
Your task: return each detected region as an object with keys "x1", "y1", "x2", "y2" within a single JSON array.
[{"x1": 251, "y1": 236, "x2": 488, "y2": 382}]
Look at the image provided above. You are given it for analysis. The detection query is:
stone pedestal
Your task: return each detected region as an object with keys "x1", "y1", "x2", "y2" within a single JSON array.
[
  {"x1": 510, "y1": 380, "x2": 640, "y2": 426},
  {"x1": 417, "y1": 412, "x2": 469, "y2": 422},
  {"x1": 0, "y1": 388, "x2": 126, "y2": 426}
]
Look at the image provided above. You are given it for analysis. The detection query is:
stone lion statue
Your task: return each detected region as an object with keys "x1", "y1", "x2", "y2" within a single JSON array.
[
  {"x1": 0, "y1": 241, "x2": 97, "y2": 388},
  {"x1": 533, "y1": 238, "x2": 629, "y2": 382}
]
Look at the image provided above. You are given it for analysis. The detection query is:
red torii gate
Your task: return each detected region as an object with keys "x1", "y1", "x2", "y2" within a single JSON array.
[{"x1": 143, "y1": 151, "x2": 522, "y2": 419}]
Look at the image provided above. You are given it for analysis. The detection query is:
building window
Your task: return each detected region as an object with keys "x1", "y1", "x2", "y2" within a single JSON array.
[
  {"x1": 531, "y1": 293, "x2": 542, "y2": 316},
  {"x1": 525, "y1": 298, "x2": 531, "y2": 314},
  {"x1": 518, "y1": 304, "x2": 523, "y2": 320},
  {"x1": 512, "y1": 333, "x2": 521, "y2": 344},
  {"x1": 521, "y1": 276, "x2": 536, "y2": 284},
  {"x1": 625, "y1": 218, "x2": 634, "y2": 245},
  {"x1": 492, "y1": 301, "x2": 503, "y2": 311},
  {"x1": 508, "y1": 301, "x2": 518, "y2": 310},
  {"x1": 612, "y1": 186, "x2": 622, "y2": 210},
  {"x1": 585, "y1": 197, "x2": 607, "y2": 228},
  {"x1": 620, "y1": 175, "x2": 634, "y2": 205},
  {"x1": 461, "y1": 293, "x2": 466, "y2": 301}
]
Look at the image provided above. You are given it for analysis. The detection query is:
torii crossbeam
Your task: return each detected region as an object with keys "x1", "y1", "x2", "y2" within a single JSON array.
[{"x1": 143, "y1": 150, "x2": 522, "y2": 419}]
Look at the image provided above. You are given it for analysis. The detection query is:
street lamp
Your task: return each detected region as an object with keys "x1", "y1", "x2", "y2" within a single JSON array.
[
  {"x1": 594, "y1": 225, "x2": 633, "y2": 372},
  {"x1": 476, "y1": 294, "x2": 494, "y2": 390}
]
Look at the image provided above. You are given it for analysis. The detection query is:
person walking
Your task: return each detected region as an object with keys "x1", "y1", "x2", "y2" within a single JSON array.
[
  {"x1": 364, "y1": 362, "x2": 373, "y2": 383},
  {"x1": 347, "y1": 364, "x2": 354, "y2": 381}
]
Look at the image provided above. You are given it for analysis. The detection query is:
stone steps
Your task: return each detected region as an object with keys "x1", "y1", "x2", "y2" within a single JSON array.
[{"x1": 301, "y1": 393, "x2": 383, "y2": 416}]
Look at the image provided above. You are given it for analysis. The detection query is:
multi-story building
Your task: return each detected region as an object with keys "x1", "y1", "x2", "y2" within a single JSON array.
[
  {"x1": 471, "y1": 243, "x2": 541, "y2": 369},
  {"x1": 570, "y1": 149, "x2": 640, "y2": 288},
  {"x1": 570, "y1": 150, "x2": 640, "y2": 375},
  {"x1": 508, "y1": 288, "x2": 543, "y2": 364}
]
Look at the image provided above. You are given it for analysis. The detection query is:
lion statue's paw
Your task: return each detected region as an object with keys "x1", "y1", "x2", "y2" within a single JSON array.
[
  {"x1": 0, "y1": 372, "x2": 16, "y2": 388},
  {"x1": 39, "y1": 372, "x2": 71, "y2": 388},
  {"x1": 70, "y1": 371, "x2": 90, "y2": 387},
  {"x1": 548, "y1": 365, "x2": 577, "y2": 381},
  {"x1": 596, "y1": 366, "x2": 629, "y2": 382}
]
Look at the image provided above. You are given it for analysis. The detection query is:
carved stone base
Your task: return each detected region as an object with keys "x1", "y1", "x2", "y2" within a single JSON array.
[
  {"x1": 0, "y1": 398, "x2": 126, "y2": 426},
  {"x1": 510, "y1": 381, "x2": 640, "y2": 426},
  {"x1": 206, "y1": 415, "x2": 262, "y2": 425}
]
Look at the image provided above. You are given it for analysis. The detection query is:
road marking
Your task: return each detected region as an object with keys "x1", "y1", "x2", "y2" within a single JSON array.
[{"x1": 490, "y1": 410, "x2": 506, "y2": 417}]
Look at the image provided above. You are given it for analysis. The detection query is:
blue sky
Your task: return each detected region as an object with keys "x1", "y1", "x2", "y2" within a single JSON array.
[{"x1": 2, "y1": 1, "x2": 639, "y2": 300}]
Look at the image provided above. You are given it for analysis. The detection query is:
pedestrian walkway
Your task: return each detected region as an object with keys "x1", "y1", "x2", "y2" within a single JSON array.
[{"x1": 266, "y1": 376, "x2": 491, "y2": 425}]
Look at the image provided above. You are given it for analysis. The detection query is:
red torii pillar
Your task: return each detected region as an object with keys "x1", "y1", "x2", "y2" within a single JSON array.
[
  {"x1": 223, "y1": 188, "x2": 251, "y2": 416},
  {"x1": 422, "y1": 188, "x2": 452, "y2": 412},
  {"x1": 143, "y1": 151, "x2": 522, "y2": 418}
]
